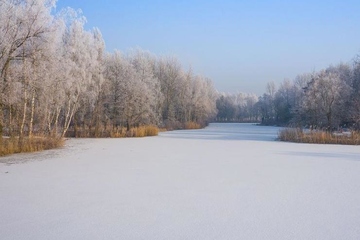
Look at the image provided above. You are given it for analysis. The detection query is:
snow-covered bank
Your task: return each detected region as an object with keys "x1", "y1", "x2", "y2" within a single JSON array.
[{"x1": 1, "y1": 123, "x2": 360, "y2": 240}]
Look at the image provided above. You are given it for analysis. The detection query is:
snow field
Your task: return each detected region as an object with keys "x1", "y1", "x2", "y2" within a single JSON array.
[{"x1": 1, "y1": 123, "x2": 360, "y2": 239}]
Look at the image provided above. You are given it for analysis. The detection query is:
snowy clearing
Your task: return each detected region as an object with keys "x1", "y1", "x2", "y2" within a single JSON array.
[{"x1": 1, "y1": 123, "x2": 360, "y2": 240}]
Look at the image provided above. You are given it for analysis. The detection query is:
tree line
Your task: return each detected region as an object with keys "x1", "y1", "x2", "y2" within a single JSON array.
[
  {"x1": 256, "y1": 61, "x2": 360, "y2": 130},
  {"x1": 0, "y1": 0, "x2": 217, "y2": 139},
  {"x1": 2, "y1": 0, "x2": 360, "y2": 143},
  {"x1": 215, "y1": 60, "x2": 360, "y2": 131},
  {"x1": 215, "y1": 93, "x2": 259, "y2": 122}
]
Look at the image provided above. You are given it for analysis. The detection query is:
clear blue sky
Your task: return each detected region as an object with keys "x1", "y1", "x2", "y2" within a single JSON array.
[{"x1": 56, "y1": 0, "x2": 360, "y2": 95}]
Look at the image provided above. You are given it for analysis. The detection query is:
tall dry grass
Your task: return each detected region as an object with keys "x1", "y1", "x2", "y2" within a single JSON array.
[
  {"x1": 126, "y1": 125, "x2": 159, "y2": 137},
  {"x1": 278, "y1": 128, "x2": 360, "y2": 145},
  {"x1": 0, "y1": 137, "x2": 64, "y2": 156},
  {"x1": 184, "y1": 121, "x2": 202, "y2": 130},
  {"x1": 1, "y1": 125, "x2": 159, "y2": 156},
  {"x1": 69, "y1": 125, "x2": 160, "y2": 138}
]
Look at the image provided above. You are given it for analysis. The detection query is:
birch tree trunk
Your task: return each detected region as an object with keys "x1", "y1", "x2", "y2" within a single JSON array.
[
  {"x1": 29, "y1": 88, "x2": 35, "y2": 138},
  {"x1": 19, "y1": 55, "x2": 28, "y2": 146},
  {"x1": 61, "y1": 94, "x2": 80, "y2": 138},
  {"x1": 20, "y1": 88, "x2": 27, "y2": 138}
]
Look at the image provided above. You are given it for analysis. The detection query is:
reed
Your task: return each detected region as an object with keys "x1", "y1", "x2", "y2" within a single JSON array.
[
  {"x1": 0, "y1": 136, "x2": 64, "y2": 156},
  {"x1": 184, "y1": 121, "x2": 202, "y2": 130},
  {"x1": 278, "y1": 128, "x2": 360, "y2": 145},
  {"x1": 68, "y1": 125, "x2": 160, "y2": 138}
]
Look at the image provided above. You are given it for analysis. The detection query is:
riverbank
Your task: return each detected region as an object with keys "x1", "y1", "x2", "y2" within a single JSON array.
[{"x1": 278, "y1": 128, "x2": 360, "y2": 145}]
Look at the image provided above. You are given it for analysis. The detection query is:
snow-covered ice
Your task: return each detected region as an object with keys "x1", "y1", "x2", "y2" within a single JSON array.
[{"x1": 1, "y1": 123, "x2": 360, "y2": 240}]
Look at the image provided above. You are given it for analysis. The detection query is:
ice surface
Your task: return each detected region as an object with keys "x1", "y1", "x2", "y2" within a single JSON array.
[{"x1": 1, "y1": 123, "x2": 360, "y2": 240}]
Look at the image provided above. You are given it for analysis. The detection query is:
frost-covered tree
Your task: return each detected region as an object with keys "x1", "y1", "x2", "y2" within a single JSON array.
[
  {"x1": 300, "y1": 71, "x2": 344, "y2": 129},
  {"x1": 104, "y1": 51, "x2": 160, "y2": 130},
  {"x1": 127, "y1": 49, "x2": 163, "y2": 126},
  {"x1": 72, "y1": 28, "x2": 105, "y2": 137},
  {"x1": 0, "y1": 0, "x2": 220, "y2": 141},
  {"x1": 55, "y1": 11, "x2": 107, "y2": 137},
  {"x1": 154, "y1": 57, "x2": 183, "y2": 125},
  {"x1": 103, "y1": 51, "x2": 124, "y2": 129},
  {"x1": 216, "y1": 92, "x2": 259, "y2": 122},
  {"x1": 216, "y1": 95, "x2": 236, "y2": 122},
  {"x1": 0, "y1": 0, "x2": 56, "y2": 137},
  {"x1": 190, "y1": 76, "x2": 217, "y2": 124},
  {"x1": 273, "y1": 79, "x2": 295, "y2": 125},
  {"x1": 347, "y1": 58, "x2": 360, "y2": 128},
  {"x1": 257, "y1": 82, "x2": 276, "y2": 125}
]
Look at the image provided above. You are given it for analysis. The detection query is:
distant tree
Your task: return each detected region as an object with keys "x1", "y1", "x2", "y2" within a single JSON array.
[
  {"x1": 216, "y1": 95, "x2": 236, "y2": 122},
  {"x1": 300, "y1": 71, "x2": 343, "y2": 130},
  {"x1": 349, "y1": 58, "x2": 360, "y2": 128},
  {"x1": 258, "y1": 82, "x2": 276, "y2": 125},
  {"x1": 273, "y1": 79, "x2": 295, "y2": 125},
  {"x1": 216, "y1": 92, "x2": 259, "y2": 123}
]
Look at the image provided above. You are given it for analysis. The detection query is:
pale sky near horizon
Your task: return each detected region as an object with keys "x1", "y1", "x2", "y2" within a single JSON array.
[{"x1": 56, "y1": 0, "x2": 360, "y2": 95}]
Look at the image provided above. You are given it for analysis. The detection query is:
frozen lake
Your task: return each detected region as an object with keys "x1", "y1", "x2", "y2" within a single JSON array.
[{"x1": 1, "y1": 123, "x2": 360, "y2": 239}]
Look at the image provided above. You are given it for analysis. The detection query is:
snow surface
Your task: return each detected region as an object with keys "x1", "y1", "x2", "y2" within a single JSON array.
[{"x1": 1, "y1": 123, "x2": 360, "y2": 240}]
